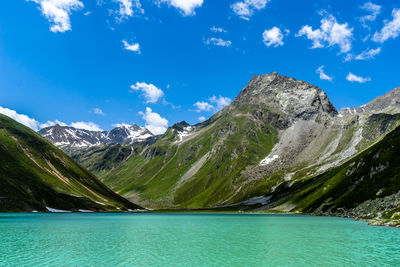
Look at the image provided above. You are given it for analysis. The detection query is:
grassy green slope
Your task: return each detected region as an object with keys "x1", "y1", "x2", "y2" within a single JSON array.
[
  {"x1": 0, "y1": 114, "x2": 141, "y2": 212},
  {"x1": 94, "y1": 110, "x2": 279, "y2": 209}
]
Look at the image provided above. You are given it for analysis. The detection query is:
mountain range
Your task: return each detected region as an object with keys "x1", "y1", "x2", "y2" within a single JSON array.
[
  {"x1": 2, "y1": 72, "x2": 400, "y2": 226},
  {"x1": 41, "y1": 72, "x2": 398, "y2": 225},
  {"x1": 39, "y1": 124, "x2": 154, "y2": 149}
]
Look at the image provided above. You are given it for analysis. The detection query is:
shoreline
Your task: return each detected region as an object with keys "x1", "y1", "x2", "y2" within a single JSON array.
[{"x1": 2, "y1": 209, "x2": 399, "y2": 228}]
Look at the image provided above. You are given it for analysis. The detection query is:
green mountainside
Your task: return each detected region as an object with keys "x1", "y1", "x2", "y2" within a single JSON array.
[
  {"x1": 0, "y1": 114, "x2": 141, "y2": 212},
  {"x1": 68, "y1": 73, "x2": 400, "y2": 214},
  {"x1": 256, "y1": 123, "x2": 400, "y2": 227}
]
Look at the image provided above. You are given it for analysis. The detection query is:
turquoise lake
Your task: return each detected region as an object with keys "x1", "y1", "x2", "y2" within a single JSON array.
[{"x1": 1, "y1": 213, "x2": 400, "y2": 266}]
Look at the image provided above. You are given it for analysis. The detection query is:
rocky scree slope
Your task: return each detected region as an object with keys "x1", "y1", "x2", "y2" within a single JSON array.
[
  {"x1": 254, "y1": 121, "x2": 400, "y2": 227},
  {"x1": 0, "y1": 114, "x2": 141, "y2": 212}
]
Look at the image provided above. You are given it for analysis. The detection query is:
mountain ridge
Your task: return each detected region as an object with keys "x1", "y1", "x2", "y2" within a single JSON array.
[{"x1": 39, "y1": 123, "x2": 154, "y2": 149}]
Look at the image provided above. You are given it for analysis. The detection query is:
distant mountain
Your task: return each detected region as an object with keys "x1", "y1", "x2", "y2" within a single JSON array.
[
  {"x1": 39, "y1": 124, "x2": 154, "y2": 149},
  {"x1": 0, "y1": 114, "x2": 141, "y2": 212},
  {"x1": 65, "y1": 73, "x2": 400, "y2": 226}
]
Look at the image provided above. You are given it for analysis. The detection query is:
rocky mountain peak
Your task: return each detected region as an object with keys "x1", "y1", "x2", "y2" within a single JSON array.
[
  {"x1": 340, "y1": 86, "x2": 400, "y2": 116},
  {"x1": 108, "y1": 124, "x2": 154, "y2": 144},
  {"x1": 171, "y1": 121, "x2": 190, "y2": 132},
  {"x1": 232, "y1": 72, "x2": 338, "y2": 121}
]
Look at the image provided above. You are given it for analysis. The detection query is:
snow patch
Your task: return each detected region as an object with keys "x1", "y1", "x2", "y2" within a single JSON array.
[
  {"x1": 177, "y1": 126, "x2": 193, "y2": 142},
  {"x1": 78, "y1": 209, "x2": 94, "y2": 212},
  {"x1": 46, "y1": 207, "x2": 71, "y2": 213},
  {"x1": 259, "y1": 155, "x2": 279, "y2": 166}
]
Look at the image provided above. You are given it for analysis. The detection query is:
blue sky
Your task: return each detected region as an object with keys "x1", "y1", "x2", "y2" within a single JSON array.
[{"x1": 1, "y1": 0, "x2": 400, "y2": 134}]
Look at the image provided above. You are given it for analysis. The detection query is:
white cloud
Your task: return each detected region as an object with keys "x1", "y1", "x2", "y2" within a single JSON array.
[
  {"x1": 40, "y1": 120, "x2": 103, "y2": 131},
  {"x1": 70, "y1": 121, "x2": 103, "y2": 131},
  {"x1": 360, "y1": 2, "x2": 381, "y2": 25},
  {"x1": 40, "y1": 120, "x2": 67, "y2": 129},
  {"x1": 231, "y1": 0, "x2": 270, "y2": 20},
  {"x1": 198, "y1": 116, "x2": 206, "y2": 122},
  {"x1": 0, "y1": 106, "x2": 104, "y2": 132},
  {"x1": 296, "y1": 14, "x2": 353, "y2": 53},
  {"x1": 91, "y1": 108, "x2": 105, "y2": 116},
  {"x1": 122, "y1": 40, "x2": 140, "y2": 53},
  {"x1": 27, "y1": 0, "x2": 84, "y2": 33},
  {"x1": 346, "y1": 72, "x2": 371, "y2": 83},
  {"x1": 115, "y1": 0, "x2": 143, "y2": 19},
  {"x1": 344, "y1": 47, "x2": 381, "y2": 61},
  {"x1": 262, "y1": 27, "x2": 286, "y2": 47},
  {"x1": 112, "y1": 123, "x2": 131, "y2": 128},
  {"x1": 210, "y1": 26, "x2": 226, "y2": 33},
  {"x1": 209, "y1": 95, "x2": 231, "y2": 109},
  {"x1": 130, "y1": 82, "x2": 164, "y2": 103},
  {"x1": 316, "y1": 65, "x2": 333, "y2": 81},
  {"x1": 372, "y1": 9, "x2": 400, "y2": 43},
  {"x1": 194, "y1": 95, "x2": 231, "y2": 112},
  {"x1": 194, "y1": 101, "x2": 214, "y2": 112},
  {"x1": 156, "y1": 0, "x2": 203, "y2": 16},
  {"x1": 139, "y1": 107, "x2": 168, "y2": 135},
  {"x1": 0, "y1": 106, "x2": 40, "y2": 131},
  {"x1": 204, "y1": 37, "x2": 232, "y2": 47}
]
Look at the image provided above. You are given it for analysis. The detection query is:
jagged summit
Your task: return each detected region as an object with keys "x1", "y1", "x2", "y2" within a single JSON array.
[
  {"x1": 171, "y1": 121, "x2": 190, "y2": 131},
  {"x1": 108, "y1": 124, "x2": 153, "y2": 144},
  {"x1": 39, "y1": 123, "x2": 153, "y2": 148},
  {"x1": 231, "y1": 72, "x2": 338, "y2": 121},
  {"x1": 340, "y1": 86, "x2": 400, "y2": 115}
]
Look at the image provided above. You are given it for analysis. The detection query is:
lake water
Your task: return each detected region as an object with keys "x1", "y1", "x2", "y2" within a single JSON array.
[{"x1": 1, "y1": 213, "x2": 400, "y2": 266}]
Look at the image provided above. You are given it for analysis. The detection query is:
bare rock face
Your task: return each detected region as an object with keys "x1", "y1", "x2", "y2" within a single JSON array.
[
  {"x1": 340, "y1": 86, "x2": 400, "y2": 115},
  {"x1": 231, "y1": 72, "x2": 338, "y2": 123}
]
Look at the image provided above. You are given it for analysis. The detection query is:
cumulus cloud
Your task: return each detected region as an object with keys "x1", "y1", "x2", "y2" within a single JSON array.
[
  {"x1": 231, "y1": 0, "x2": 270, "y2": 20},
  {"x1": 194, "y1": 101, "x2": 214, "y2": 112},
  {"x1": 204, "y1": 37, "x2": 232, "y2": 47},
  {"x1": 198, "y1": 116, "x2": 206, "y2": 122},
  {"x1": 0, "y1": 106, "x2": 40, "y2": 131},
  {"x1": 27, "y1": 0, "x2": 84, "y2": 33},
  {"x1": 344, "y1": 47, "x2": 381, "y2": 61},
  {"x1": 372, "y1": 9, "x2": 400, "y2": 43},
  {"x1": 210, "y1": 26, "x2": 227, "y2": 33},
  {"x1": 262, "y1": 27, "x2": 287, "y2": 47},
  {"x1": 346, "y1": 72, "x2": 371, "y2": 83},
  {"x1": 360, "y1": 2, "x2": 381, "y2": 27},
  {"x1": 0, "y1": 106, "x2": 104, "y2": 132},
  {"x1": 40, "y1": 120, "x2": 103, "y2": 131},
  {"x1": 70, "y1": 121, "x2": 103, "y2": 131},
  {"x1": 122, "y1": 40, "x2": 140, "y2": 53},
  {"x1": 194, "y1": 95, "x2": 231, "y2": 112},
  {"x1": 112, "y1": 123, "x2": 131, "y2": 128},
  {"x1": 139, "y1": 107, "x2": 168, "y2": 135},
  {"x1": 40, "y1": 120, "x2": 67, "y2": 129},
  {"x1": 130, "y1": 82, "x2": 164, "y2": 103},
  {"x1": 156, "y1": 0, "x2": 204, "y2": 16},
  {"x1": 90, "y1": 108, "x2": 105, "y2": 116},
  {"x1": 296, "y1": 13, "x2": 353, "y2": 53},
  {"x1": 316, "y1": 66, "x2": 333, "y2": 81},
  {"x1": 114, "y1": 0, "x2": 143, "y2": 20},
  {"x1": 209, "y1": 95, "x2": 232, "y2": 109}
]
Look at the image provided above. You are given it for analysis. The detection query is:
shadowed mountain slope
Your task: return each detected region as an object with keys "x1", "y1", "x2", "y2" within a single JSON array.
[{"x1": 0, "y1": 114, "x2": 141, "y2": 212}]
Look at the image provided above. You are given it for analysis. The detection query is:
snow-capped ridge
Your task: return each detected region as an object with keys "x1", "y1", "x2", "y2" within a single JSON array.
[{"x1": 39, "y1": 123, "x2": 154, "y2": 148}]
